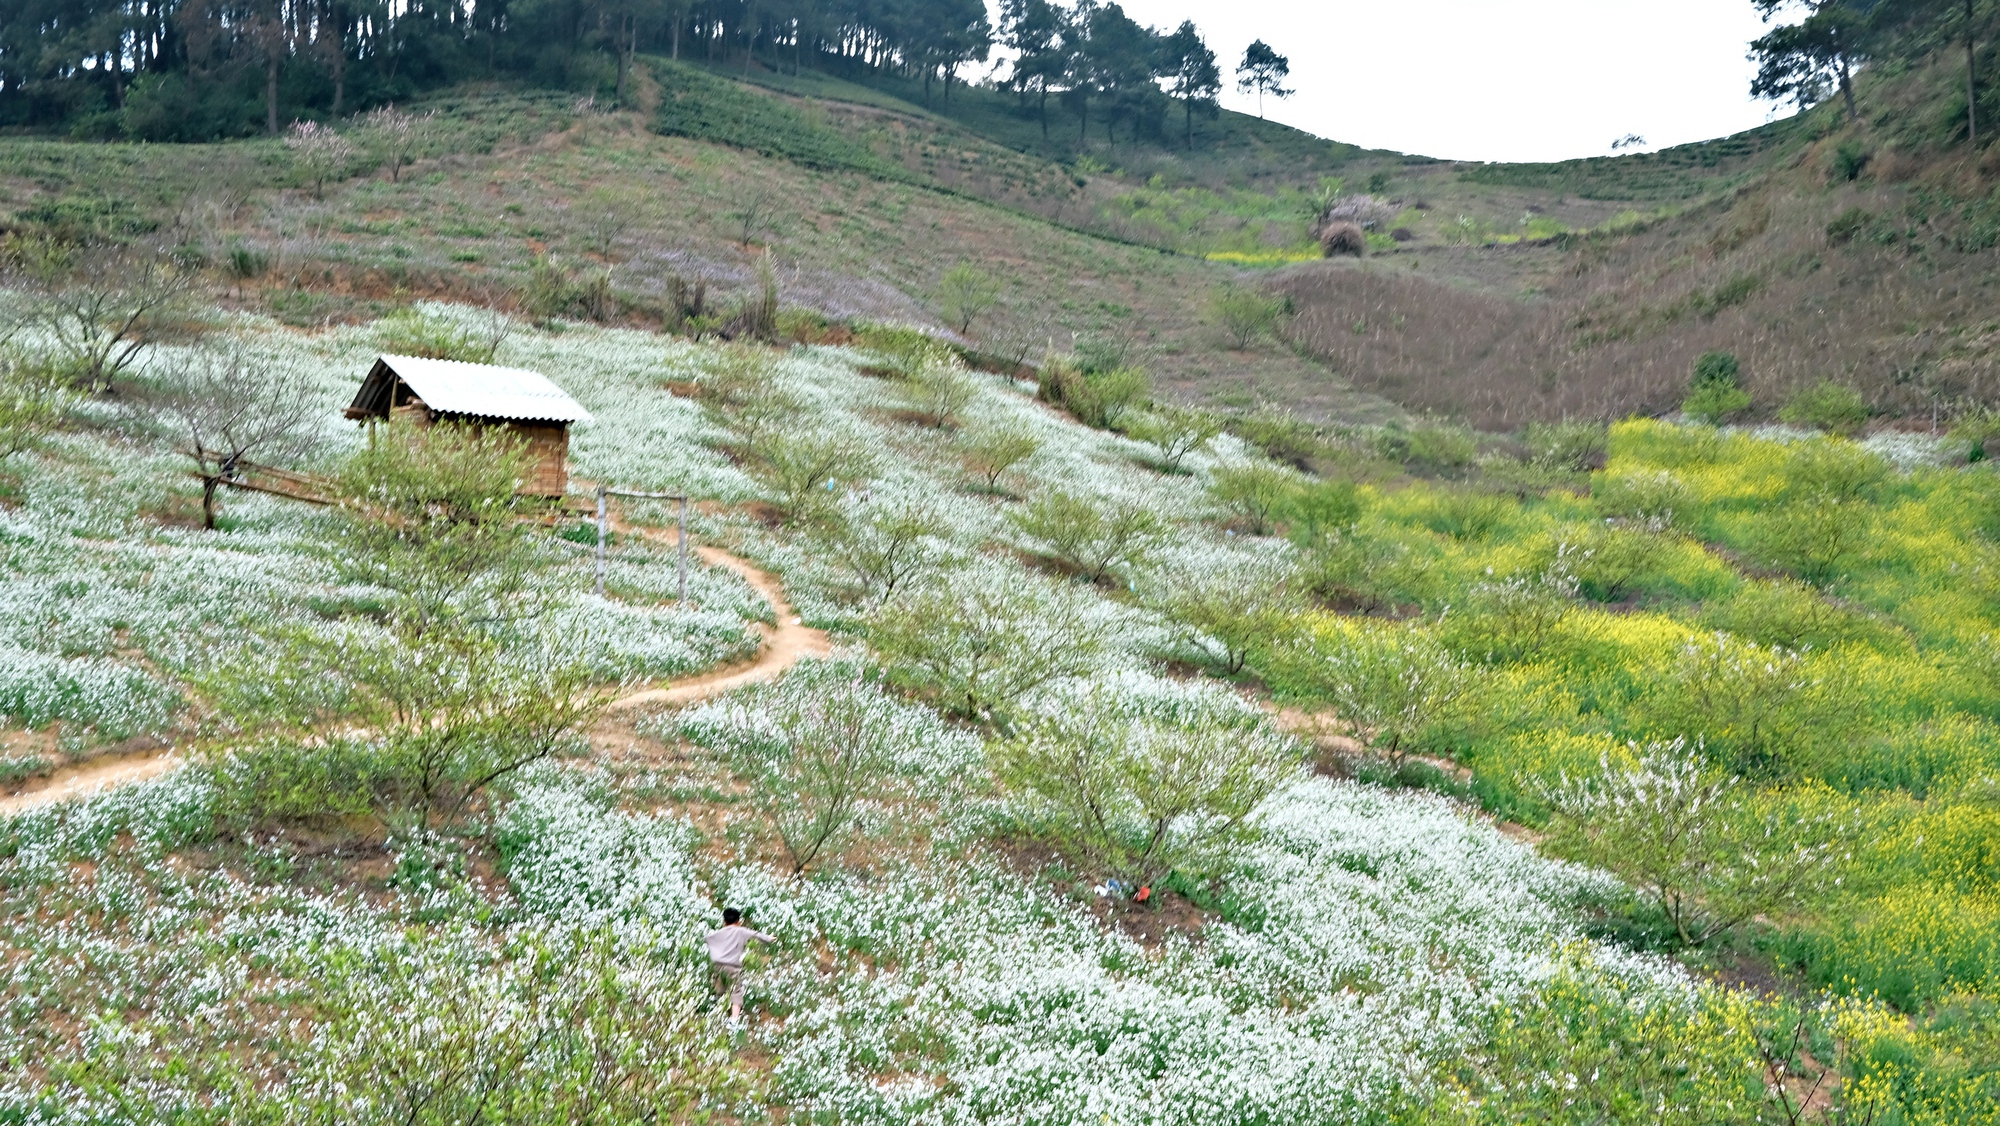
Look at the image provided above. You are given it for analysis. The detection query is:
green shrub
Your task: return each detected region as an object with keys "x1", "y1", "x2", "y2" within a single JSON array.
[
  {"x1": 957, "y1": 423, "x2": 1041, "y2": 492},
  {"x1": 1209, "y1": 463, "x2": 1301, "y2": 535},
  {"x1": 210, "y1": 737, "x2": 404, "y2": 825},
  {"x1": 828, "y1": 496, "x2": 946, "y2": 605},
  {"x1": 1574, "y1": 522, "x2": 1673, "y2": 602},
  {"x1": 1415, "y1": 489, "x2": 1512, "y2": 541},
  {"x1": 1830, "y1": 140, "x2": 1871, "y2": 182},
  {"x1": 936, "y1": 262, "x2": 1001, "y2": 334},
  {"x1": 1640, "y1": 632, "x2": 1862, "y2": 777},
  {"x1": 521, "y1": 254, "x2": 613, "y2": 323},
  {"x1": 898, "y1": 349, "x2": 979, "y2": 428},
  {"x1": 1280, "y1": 478, "x2": 1364, "y2": 545},
  {"x1": 1140, "y1": 554, "x2": 1302, "y2": 675},
  {"x1": 993, "y1": 682, "x2": 1300, "y2": 888},
  {"x1": 1225, "y1": 413, "x2": 1334, "y2": 470},
  {"x1": 1008, "y1": 490, "x2": 1164, "y2": 583},
  {"x1": 1593, "y1": 468, "x2": 1696, "y2": 529},
  {"x1": 1378, "y1": 422, "x2": 1478, "y2": 474},
  {"x1": 1295, "y1": 530, "x2": 1427, "y2": 613},
  {"x1": 1543, "y1": 739, "x2": 1849, "y2": 947},
  {"x1": 1683, "y1": 351, "x2": 1752, "y2": 424},
  {"x1": 1037, "y1": 355, "x2": 1148, "y2": 430},
  {"x1": 1779, "y1": 381, "x2": 1871, "y2": 435},
  {"x1": 376, "y1": 307, "x2": 505, "y2": 363},
  {"x1": 1522, "y1": 419, "x2": 1608, "y2": 472},
  {"x1": 720, "y1": 669, "x2": 902, "y2": 874},
  {"x1": 752, "y1": 430, "x2": 877, "y2": 526},
  {"x1": 870, "y1": 575, "x2": 1103, "y2": 722},
  {"x1": 1125, "y1": 407, "x2": 1223, "y2": 472},
  {"x1": 855, "y1": 323, "x2": 942, "y2": 377},
  {"x1": 1265, "y1": 623, "x2": 1482, "y2": 769},
  {"x1": 1209, "y1": 286, "x2": 1287, "y2": 349}
]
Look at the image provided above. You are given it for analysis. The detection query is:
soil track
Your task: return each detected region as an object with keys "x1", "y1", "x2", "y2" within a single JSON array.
[{"x1": 0, "y1": 532, "x2": 826, "y2": 818}]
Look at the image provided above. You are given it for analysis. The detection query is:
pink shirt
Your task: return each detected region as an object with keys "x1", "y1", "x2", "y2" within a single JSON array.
[{"x1": 704, "y1": 924, "x2": 775, "y2": 968}]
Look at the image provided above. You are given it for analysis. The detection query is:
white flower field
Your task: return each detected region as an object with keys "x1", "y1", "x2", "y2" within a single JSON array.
[{"x1": 0, "y1": 305, "x2": 1854, "y2": 1122}]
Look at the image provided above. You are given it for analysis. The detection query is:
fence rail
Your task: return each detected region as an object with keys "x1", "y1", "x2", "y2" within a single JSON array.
[{"x1": 201, "y1": 454, "x2": 691, "y2": 602}]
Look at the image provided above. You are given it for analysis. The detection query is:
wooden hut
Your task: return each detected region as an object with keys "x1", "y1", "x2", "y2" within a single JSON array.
[{"x1": 343, "y1": 355, "x2": 594, "y2": 497}]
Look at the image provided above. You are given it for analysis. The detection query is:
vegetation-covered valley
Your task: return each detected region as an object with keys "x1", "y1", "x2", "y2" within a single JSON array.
[{"x1": 4, "y1": 0, "x2": 2000, "y2": 1120}]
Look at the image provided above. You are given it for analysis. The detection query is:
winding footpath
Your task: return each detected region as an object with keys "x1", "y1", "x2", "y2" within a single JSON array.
[{"x1": 0, "y1": 535, "x2": 828, "y2": 818}]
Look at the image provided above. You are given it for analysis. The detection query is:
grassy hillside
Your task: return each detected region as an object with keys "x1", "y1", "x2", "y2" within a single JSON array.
[
  {"x1": 0, "y1": 73, "x2": 1412, "y2": 423},
  {"x1": 0, "y1": 294, "x2": 1994, "y2": 1119},
  {"x1": 1269, "y1": 61, "x2": 2000, "y2": 429}
]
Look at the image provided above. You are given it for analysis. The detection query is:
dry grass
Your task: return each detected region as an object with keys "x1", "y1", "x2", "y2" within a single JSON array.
[{"x1": 1275, "y1": 133, "x2": 2000, "y2": 428}]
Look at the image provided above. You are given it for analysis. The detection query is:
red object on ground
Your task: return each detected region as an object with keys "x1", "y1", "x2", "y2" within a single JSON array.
[{"x1": 1134, "y1": 885, "x2": 1151, "y2": 902}]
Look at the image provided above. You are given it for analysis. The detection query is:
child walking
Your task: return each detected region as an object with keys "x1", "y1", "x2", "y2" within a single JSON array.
[{"x1": 704, "y1": 907, "x2": 776, "y2": 1021}]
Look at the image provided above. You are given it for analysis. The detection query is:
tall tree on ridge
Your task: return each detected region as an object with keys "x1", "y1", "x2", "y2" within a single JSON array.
[
  {"x1": 1160, "y1": 19, "x2": 1219, "y2": 149},
  {"x1": 1236, "y1": 38, "x2": 1291, "y2": 119},
  {"x1": 1002, "y1": 0, "x2": 1072, "y2": 138},
  {"x1": 1750, "y1": 0, "x2": 1869, "y2": 121}
]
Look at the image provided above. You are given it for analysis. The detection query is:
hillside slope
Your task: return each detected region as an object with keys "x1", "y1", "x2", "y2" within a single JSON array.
[{"x1": 1268, "y1": 62, "x2": 2000, "y2": 429}]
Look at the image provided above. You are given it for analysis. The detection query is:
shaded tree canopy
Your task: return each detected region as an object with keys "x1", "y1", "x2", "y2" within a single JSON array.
[{"x1": 2, "y1": 0, "x2": 1226, "y2": 149}]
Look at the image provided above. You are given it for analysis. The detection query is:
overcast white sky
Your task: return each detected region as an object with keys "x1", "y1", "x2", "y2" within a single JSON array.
[{"x1": 991, "y1": 1, "x2": 1793, "y2": 163}]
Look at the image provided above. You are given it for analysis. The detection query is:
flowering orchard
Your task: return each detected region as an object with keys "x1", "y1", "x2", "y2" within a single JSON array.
[{"x1": 0, "y1": 303, "x2": 1989, "y2": 1121}]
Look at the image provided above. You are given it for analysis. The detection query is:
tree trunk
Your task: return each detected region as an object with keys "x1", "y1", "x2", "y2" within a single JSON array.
[
  {"x1": 1838, "y1": 52, "x2": 1855, "y2": 122},
  {"x1": 1038, "y1": 86, "x2": 1048, "y2": 139},
  {"x1": 202, "y1": 476, "x2": 219, "y2": 529},
  {"x1": 671, "y1": 12, "x2": 680, "y2": 58},
  {"x1": 266, "y1": 49, "x2": 280, "y2": 134},
  {"x1": 616, "y1": 17, "x2": 629, "y2": 104},
  {"x1": 1185, "y1": 98, "x2": 1193, "y2": 150},
  {"x1": 1969, "y1": 0, "x2": 1980, "y2": 147}
]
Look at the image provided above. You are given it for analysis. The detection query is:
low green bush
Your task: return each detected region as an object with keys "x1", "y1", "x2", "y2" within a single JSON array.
[{"x1": 1779, "y1": 380, "x2": 1871, "y2": 435}]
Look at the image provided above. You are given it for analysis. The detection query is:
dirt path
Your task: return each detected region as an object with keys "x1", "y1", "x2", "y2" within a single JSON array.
[
  {"x1": 605, "y1": 529, "x2": 831, "y2": 710},
  {"x1": 0, "y1": 534, "x2": 827, "y2": 818}
]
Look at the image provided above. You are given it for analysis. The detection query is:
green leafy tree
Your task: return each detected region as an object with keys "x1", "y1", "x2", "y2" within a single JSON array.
[
  {"x1": 1210, "y1": 286, "x2": 1286, "y2": 349},
  {"x1": 1160, "y1": 20, "x2": 1221, "y2": 149},
  {"x1": 958, "y1": 422, "x2": 1042, "y2": 492},
  {"x1": 1543, "y1": 739, "x2": 1850, "y2": 947},
  {"x1": 1751, "y1": 0, "x2": 1869, "y2": 121},
  {"x1": 1126, "y1": 406, "x2": 1222, "y2": 472},
  {"x1": 1038, "y1": 355, "x2": 1149, "y2": 430},
  {"x1": 1643, "y1": 631, "x2": 1861, "y2": 777},
  {"x1": 0, "y1": 352, "x2": 70, "y2": 462},
  {"x1": 899, "y1": 349, "x2": 979, "y2": 428},
  {"x1": 1683, "y1": 350, "x2": 1751, "y2": 424},
  {"x1": 1210, "y1": 463, "x2": 1302, "y2": 535},
  {"x1": 285, "y1": 928, "x2": 735, "y2": 1121},
  {"x1": 329, "y1": 417, "x2": 540, "y2": 631},
  {"x1": 1235, "y1": 39, "x2": 1292, "y2": 118},
  {"x1": 1140, "y1": 553, "x2": 1302, "y2": 675},
  {"x1": 725, "y1": 670, "x2": 903, "y2": 874},
  {"x1": 208, "y1": 420, "x2": 609, "y2": 828},
  {"x1": 829, "y1": 494, "x2": 948, "y2": 605},
  {"x1": 1001, "y1": 0, "x2": 1075, "y2": 138},
  {"x1": 1009, "y1": 489, "x2": 1165, "y2": 583},
  {"x1": 937, "y1": 262, "x2": 1001, "y2": 334},
  {"x1": 994, "y1": 681, "x2": 1301, "y2": 888},
  {"x1": 1268, "y1": 625, "x2": 1483, "y2": 770},
  {"x1": 752, "y1": 430, "x2": 876, "y2": 526},
  {"x1": 1778, "y1": 380, "x2": 1871, "y2": 435},
  {"x1": 871, "y1": 573, "x2": 1104, "y2": 722}
]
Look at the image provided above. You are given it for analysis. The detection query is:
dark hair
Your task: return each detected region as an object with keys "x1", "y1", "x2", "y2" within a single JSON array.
[{"x1": 723, "y1": 907, "x2": 742, "y2": 925}]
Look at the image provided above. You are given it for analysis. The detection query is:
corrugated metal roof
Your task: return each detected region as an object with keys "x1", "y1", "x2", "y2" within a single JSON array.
[{"x1": 375, "y1": 354, "x2": 594, "y2": 424}]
